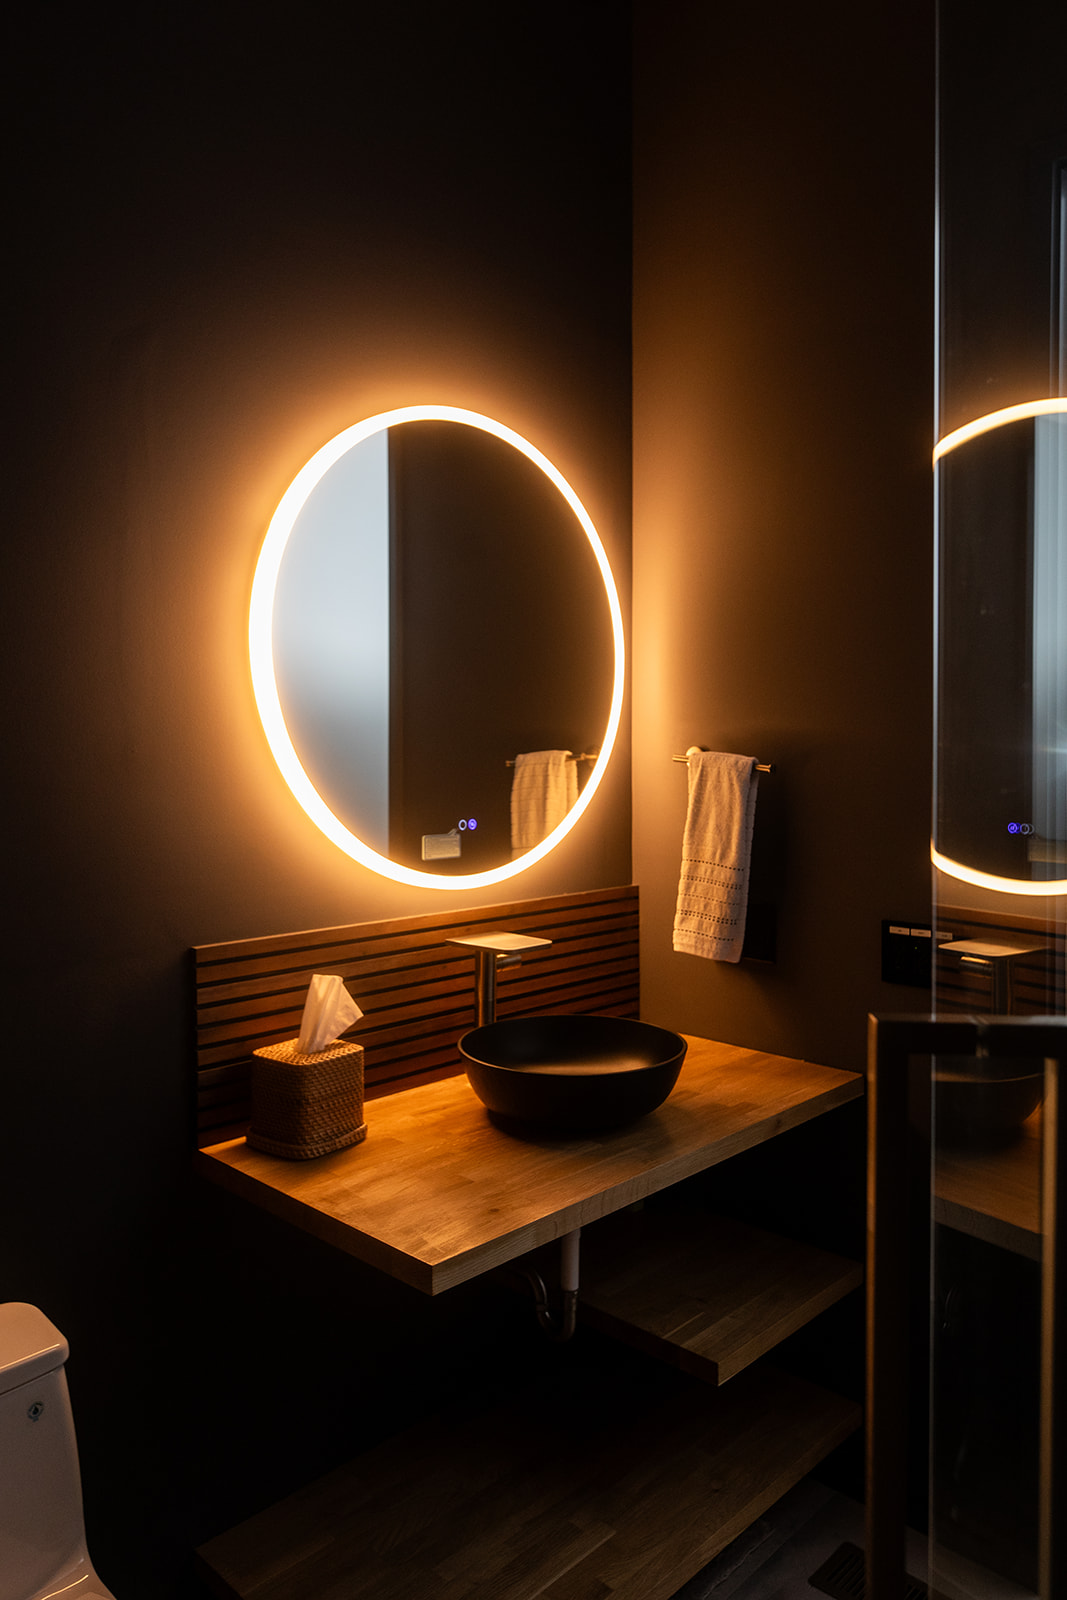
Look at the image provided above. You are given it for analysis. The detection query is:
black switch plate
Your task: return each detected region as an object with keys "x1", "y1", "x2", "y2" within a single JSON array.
[{"x1": 881, "y1": 920, "x2": 939, "y2": 988}]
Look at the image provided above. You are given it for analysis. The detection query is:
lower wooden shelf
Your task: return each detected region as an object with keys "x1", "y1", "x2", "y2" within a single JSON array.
[
  {"x1": 195, "y1": 1358, "x2": 860, "y2": 1600},
  {"x1": 579, "y1": 1209, "x2": 863, "y2": 1384}
]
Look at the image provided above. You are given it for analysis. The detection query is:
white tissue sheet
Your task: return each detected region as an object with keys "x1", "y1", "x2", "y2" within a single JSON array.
[{"x1": 297, "y1": 973, "x2": 363, "y2": 1054}]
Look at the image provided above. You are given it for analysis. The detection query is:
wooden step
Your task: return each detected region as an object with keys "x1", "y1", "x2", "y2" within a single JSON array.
[
  {"x1": 578, "y1": 1209, "x2": 863, "y2": 1384},
  {"x1": 195, "y1": 1358, "x2": 861, "y2": 1600}
]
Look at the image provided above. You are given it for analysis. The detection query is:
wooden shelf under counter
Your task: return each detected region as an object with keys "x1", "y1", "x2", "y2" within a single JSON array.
[
  {"x1": 196, "y1": 1034, "x2": 863, "y2": 1294},
  {"x1": 195, "y1": 1357, "x2": 860, "y2": 1600},
  {"x1": 578, "y1": 1208, "x2": 863, "y2": 1385},
  {"x1": 194, "y1": 1035, "x2": 864, "y2": 1600}
]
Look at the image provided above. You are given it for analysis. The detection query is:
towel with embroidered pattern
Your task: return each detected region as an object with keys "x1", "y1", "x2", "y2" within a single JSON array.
[{"x1": 673, "y1": 749, "x2": 758, "y2": 962}]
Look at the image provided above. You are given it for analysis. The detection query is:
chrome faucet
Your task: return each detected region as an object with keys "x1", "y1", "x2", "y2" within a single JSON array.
[
  {"x1": 448, "y1": 929, "x2": 577, "y2": 1340},
  {"x1": 446, "y1": 931, "x2": 552, "y2": 1025}
]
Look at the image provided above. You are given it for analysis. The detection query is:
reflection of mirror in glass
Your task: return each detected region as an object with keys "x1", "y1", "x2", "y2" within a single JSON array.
[
  {"x1": 250, "y1": 407, "x2": 623, "y2": 890},
  {"x1": 934, "y1": 400, "x2": 1067, "y2": 892}
]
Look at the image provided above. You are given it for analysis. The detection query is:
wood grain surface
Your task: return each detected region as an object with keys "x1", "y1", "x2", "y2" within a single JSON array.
[
  {"x1": 579, "y1": 1208, "x2": 863, "y2": 1383},
  {"x1": 193, "y1": 886, "x2": 640, "y2": 1143},
  {"x1": 197, "y1": 1035, "x2": 862, "y2": 1293},
  {"x1": 934, "y1": 1102, "x2": 1042, "y2": 1259},
  {"x1": 195, "y1": 1358, "x2": 861, "y2": 1600}
]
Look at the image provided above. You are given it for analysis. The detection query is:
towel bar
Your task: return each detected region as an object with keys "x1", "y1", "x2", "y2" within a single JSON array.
[
  {"x1": 672, "y1": 751, "x2": 775, "y2": 773},
  {"x1": 505, "y1": 751, "x2": 599, "y2": 767}
]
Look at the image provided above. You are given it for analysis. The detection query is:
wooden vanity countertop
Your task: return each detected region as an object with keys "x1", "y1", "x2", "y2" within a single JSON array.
[{"x1": 196, "y1": 1034, "x2": 863, "y2": 1294}]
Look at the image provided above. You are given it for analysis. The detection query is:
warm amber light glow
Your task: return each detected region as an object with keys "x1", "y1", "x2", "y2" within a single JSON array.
[
  {"x1": 250, "y1": 405, "x2": 625, "y2": 889},
  {"x1": 933, "y1": 397, "x2": 1067, "y2": 896},
  {"x1": 933, "y1": 397, "x2": 1067, "y2": 462},
  {"x1": 931, "y1": 843, "x2": 1067, "y2": 897}
]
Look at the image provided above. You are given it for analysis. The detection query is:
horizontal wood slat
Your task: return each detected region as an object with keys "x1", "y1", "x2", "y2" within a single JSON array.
[
  {"x1": 195, "y1": 941, "x2": 638, "y2": 1041},
  {"x1": 194, "y1": 922, "x2": 638, "y2": 1021},
  {"x1": 192, "y1": 886, "x2": 639, "y2": 1144}
]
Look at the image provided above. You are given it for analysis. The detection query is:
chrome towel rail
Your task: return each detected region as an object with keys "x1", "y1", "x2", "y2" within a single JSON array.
[
  {"x1": 672, "y1": 750, "x2": 775, "y2": 773},
  {"x1": 506, "y1": 751, "x2": 599, "y2": 767}
]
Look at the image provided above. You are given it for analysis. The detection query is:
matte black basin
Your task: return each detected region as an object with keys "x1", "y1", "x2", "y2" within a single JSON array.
[
  {"x1": 934, "y1": 1057, "x2": 1045, "y2": 1149},
  {"x1": 459, "y1": 1014, "x2": 687, "y2": 1134}
]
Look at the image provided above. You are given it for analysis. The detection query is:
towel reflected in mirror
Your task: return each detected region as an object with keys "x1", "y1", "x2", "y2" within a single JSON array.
[{"x1": 510, "y1": 750, "x2": 578, "y2": 856}]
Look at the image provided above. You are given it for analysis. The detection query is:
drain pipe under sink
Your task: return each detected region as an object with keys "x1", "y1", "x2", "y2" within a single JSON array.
[{"x1": 512, "y1": 1228, "x2": 581, "y2": 1343}]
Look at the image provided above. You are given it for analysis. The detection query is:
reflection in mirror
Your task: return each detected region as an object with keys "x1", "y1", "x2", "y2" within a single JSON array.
[
  {"x1": 934, "y1": 399, "x2": 1067, "y2": 892},
  {"x1": 250, "y1": 407, "x2": 623, "y2": 889}
]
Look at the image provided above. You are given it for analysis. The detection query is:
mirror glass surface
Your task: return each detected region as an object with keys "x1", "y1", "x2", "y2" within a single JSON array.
[
  {"x1": 252, "y1": 409, "x2": 621, "y2": 886},
  {"x1": 935, "y1": 404, "x2": 1067, "y2": 889}
]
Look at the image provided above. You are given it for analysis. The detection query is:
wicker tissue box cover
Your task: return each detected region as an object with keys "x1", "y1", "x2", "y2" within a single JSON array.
[{"x1": 248, "y1": 1037, "x2": 366, "y2": 1159}]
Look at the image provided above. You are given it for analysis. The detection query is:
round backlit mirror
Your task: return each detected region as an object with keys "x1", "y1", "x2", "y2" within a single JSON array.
[
  {"x1": 934, "y1": 398, "x2": 1067, "y2": 894},
  {"x1": 250, "y1": 406, "x2": 624, "y2": 888}
]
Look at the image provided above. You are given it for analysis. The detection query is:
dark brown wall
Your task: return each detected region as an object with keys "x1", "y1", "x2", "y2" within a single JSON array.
[
  {"x1": 632, "y1": 0, "x2": 936, "y2": 1073},
  {"x1": 2, "y1": 6, "x2": 630, "y2": 1595}
]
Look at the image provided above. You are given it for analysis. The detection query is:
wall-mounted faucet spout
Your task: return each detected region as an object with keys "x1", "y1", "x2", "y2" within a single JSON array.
[{"x1": 447, "y1": 931, "x2": 552, "y2": 1025}]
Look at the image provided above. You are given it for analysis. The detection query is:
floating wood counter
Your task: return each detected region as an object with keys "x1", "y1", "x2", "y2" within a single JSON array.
[
  {"x1": 196, "y1": 1037, "x2": 865, "y2": 1600},
  {"x1": 197, "y1": 1034, "x2": 863, "y2": 1294},
  {"x1": 934, "y1": 1103, "x2": 1042, "y2": 1260}
]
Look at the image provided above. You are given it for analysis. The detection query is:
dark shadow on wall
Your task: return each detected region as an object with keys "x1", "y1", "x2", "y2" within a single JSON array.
[{"x1": 1, "y1": 4, "x2": 632, "y2": 1595}]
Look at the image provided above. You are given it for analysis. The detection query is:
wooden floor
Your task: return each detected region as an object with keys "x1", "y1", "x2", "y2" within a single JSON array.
[{"x1": 195, "y1": 1356, "x2": 860, "y2": 1600}]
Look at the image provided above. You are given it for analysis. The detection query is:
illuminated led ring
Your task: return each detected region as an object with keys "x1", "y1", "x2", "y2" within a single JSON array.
[
  {"x1": 932, "y1": 396, "x2": 1067, "y2": 895},
  {"x1": 250, "y1": 405, "x2": 625, "y2": 890}
]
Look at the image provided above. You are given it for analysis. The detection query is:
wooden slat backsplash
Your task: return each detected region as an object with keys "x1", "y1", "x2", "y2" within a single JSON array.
[
  {"x1": 192, "y1": 884, "x2": 639, "y2": 1146},
  {"x1": 934, "y1": 903, "x2": 1065, "y2": 1016}
]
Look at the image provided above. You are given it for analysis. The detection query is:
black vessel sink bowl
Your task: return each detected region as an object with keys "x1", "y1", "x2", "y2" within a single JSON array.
[
  {"x1": 459, "y1": 1014, "x2": 687, "y2": 1134},
  {"x1": 934, "y1": 1057, "x2": 1045, "y2": 1150}
]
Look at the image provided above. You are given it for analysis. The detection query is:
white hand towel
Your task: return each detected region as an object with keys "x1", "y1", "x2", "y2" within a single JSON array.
[
  {"x1": 510, "y1": 750, "x2": 578, "y2": 855},
  {"x1": 673, "y1": 749, "x2": 758, "y2": 963}
]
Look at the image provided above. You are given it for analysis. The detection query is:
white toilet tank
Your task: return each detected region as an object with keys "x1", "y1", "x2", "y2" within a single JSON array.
[{"x1": 0, "y1": 1301, "x2": 114, "y2": 1600}]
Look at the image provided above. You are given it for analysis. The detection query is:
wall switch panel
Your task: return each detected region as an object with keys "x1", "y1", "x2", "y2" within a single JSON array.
[{"x1": 881, "y1": 919, "x2": 953, "y2": 987}]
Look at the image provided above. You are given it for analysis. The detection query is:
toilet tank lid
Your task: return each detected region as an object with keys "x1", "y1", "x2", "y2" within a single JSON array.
[{"x1": 0, "y1": 1303, "x2": 68, "y2": 1394}]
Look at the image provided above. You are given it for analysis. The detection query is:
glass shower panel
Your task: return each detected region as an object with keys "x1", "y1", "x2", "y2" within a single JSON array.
[
  {"x1": 929, "y1": 1045, "x2": 1046, "y2": 1599},
  {"x1": 932, "y1": 4, "x2": 1065, "y2": 1596},
  {"x1": 1032, "y1": 416, "x2": 1067, "y2": 866}
]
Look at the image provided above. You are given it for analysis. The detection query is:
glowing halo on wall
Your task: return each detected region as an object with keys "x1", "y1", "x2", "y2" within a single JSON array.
[
  {"x1": 249, "y1": 405, "x2": 625, "y2": 890},
  {"x1": 930, "y1": 843, "x2": 1067, "y2": 896},
  {"x1": 933, "y1": 395, "x2": 1067, "y2": 896},
  {"x1": 934, "y1": 397, "x2": 1067, "y2": 463}
]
